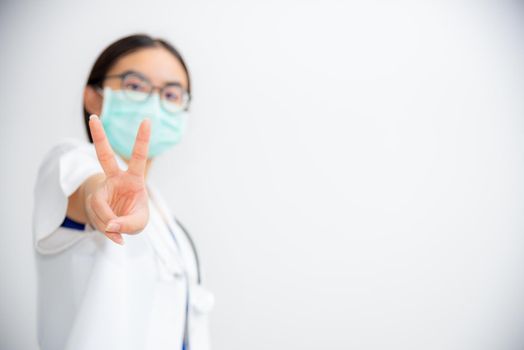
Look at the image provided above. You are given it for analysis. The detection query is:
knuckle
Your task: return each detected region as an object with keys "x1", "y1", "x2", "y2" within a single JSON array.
[
  {"x1": 92, "y1": 133, "x2": 105, "y2": 143},
  {"x1": 97, "y1": 151, "x2": 114, "y2": 163},
  {"x1": 136, "y1": 134, "x2": 149, "y2": 143},
  {"x1": 132, "y1": 152, "x2": 147, "y2": 162}
]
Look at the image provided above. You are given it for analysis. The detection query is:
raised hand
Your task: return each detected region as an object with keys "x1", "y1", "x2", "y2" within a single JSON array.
[{"x1": 85, "y1": 114, "x2": 151, "y2": 245}]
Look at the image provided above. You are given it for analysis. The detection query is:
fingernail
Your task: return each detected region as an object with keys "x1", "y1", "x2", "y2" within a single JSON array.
[
  {"x1": 89, "y1": 114, "x2": 99, "y2": 121},
  {"x1": 105, "y1": 233, "x2": 124, "y2": 246},
  {"x1": 106, "y1": 222, "x2": 121, "y2": 232},
  {"x1": 111, "y1": 236, "x2": 124, "y2": 246}
]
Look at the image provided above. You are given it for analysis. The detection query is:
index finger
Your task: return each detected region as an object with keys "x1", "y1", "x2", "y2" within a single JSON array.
[{"x1": 89, "y1": 114, "x2": 120, "y2": 177}]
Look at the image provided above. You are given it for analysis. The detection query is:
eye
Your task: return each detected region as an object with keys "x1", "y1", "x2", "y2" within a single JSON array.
[
  {"x1": 125, "y1": 82, "x2": 142, "y2": 91},
  {"x1": 164, "y1": 91, "x2": 180, "y2": 102},
  {"x1": 163, "y1": 85, "x2": 186, "y2": 104},
  {"x1": 122, "y1": 74, "x2": 150, "y2": 93}
]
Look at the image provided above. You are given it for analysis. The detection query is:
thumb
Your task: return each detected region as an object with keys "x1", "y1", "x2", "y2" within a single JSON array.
[{"x1": 107, "y1": 211, "x2": 148, "y2": 235}]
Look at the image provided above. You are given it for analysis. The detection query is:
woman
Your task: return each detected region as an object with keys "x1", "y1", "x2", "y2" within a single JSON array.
[{"x1": 32, "y1": 34, "x2": 214, "y2": 350}]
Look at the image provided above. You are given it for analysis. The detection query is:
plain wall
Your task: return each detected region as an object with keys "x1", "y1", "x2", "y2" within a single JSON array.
[{"x1": 1, "y1": 0, "x2": 524, "y2": 349}]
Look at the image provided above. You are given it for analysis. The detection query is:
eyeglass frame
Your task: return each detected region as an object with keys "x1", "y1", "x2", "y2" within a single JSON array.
[{"x1": 95, "y1": 69, "x2": 192, "y2": 112}]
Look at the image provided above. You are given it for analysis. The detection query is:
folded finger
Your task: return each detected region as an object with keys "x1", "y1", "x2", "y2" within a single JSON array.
[
  {"x1": 86, "y1": 196, "x2": 124, "y2": 245},
  {"x1": 90, "y1": 192, "x2": 117, "y2": 225}
]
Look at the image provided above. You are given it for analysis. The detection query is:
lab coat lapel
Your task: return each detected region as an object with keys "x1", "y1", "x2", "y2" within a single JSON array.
[{"x1": 146, "y1": 183, "x2": 187, "y2": 278}]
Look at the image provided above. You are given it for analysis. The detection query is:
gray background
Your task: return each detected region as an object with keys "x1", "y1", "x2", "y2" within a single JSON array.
[{"x1": 1, "y1": 0, "x2": 524, "y2": 349}]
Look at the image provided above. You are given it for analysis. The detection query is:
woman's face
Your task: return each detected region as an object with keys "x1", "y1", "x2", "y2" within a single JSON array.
[{"x1": 84, "y1": 46, "x2": 189, "y2": 117}]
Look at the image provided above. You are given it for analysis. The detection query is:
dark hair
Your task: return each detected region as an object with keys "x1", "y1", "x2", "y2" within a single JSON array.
[{"x1": 83, "y1": 34, "x2": 191, "y2": 142}]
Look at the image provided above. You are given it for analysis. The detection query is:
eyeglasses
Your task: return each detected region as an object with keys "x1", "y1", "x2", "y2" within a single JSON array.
[{"x1": 99, "y1": 70, "x2": 191, "y2": 114}]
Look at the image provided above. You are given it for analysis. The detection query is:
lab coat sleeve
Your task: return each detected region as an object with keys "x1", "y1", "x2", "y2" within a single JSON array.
[{"x1": 32, "y1": 138, "x2": 104, "y2": 255}]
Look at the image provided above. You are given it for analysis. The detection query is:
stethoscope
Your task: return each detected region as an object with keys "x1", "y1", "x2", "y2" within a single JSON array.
[
  {"x1": 168, "y1": 218, "x2": 200, "y2": 350},
  {"x1": 150, "y1": 195, "x2": 201, "y2": 350},
  {"x1": 173, "y1": 218, "x2": 202, "y2": 284}
]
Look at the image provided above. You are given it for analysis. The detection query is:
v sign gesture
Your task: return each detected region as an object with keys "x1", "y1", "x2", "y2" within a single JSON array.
[{"x1": 85, "y1": 114, "x2": 151, "y2": 245}]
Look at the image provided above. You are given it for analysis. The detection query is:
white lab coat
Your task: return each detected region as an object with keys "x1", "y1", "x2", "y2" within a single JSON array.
[{"x1": 32, "y1": 138, "x2": 214, "y2": 350}]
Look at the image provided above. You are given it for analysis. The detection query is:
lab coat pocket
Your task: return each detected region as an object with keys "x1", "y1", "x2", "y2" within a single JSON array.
[
  {"x1": 188, "y1": 284, "x2": 214, "y2": 350},
  {"x1": 190, "y1": 284, "x2": 215, "y2": 315}
]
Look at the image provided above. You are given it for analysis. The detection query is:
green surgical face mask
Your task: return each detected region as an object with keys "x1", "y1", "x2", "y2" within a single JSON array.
[{"x1": 99, "y1": 86, "x2": 188, "y2": 159}]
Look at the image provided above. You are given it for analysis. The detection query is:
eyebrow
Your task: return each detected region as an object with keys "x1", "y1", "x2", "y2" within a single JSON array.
[
  {"x1": 118, "y1": 70, "x2": 185, "y2": 88},
  {"x1": 164, "y1": 81, "x2": 184, "y2": 88}
]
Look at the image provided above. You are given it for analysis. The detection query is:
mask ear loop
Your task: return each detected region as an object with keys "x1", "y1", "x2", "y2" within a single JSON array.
[{"x1": 94, "y1": 84, "x2": 107, "y2": 97}]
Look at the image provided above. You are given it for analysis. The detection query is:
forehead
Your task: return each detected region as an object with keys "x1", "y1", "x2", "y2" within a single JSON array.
[{"x1": 107, "y1": 46, "x2": 189, "y2": 89}]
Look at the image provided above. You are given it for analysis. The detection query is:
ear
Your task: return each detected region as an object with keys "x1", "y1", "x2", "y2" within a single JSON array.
[{"x1": 84, "y1": 85, "x2": 103, "y2": 116}]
